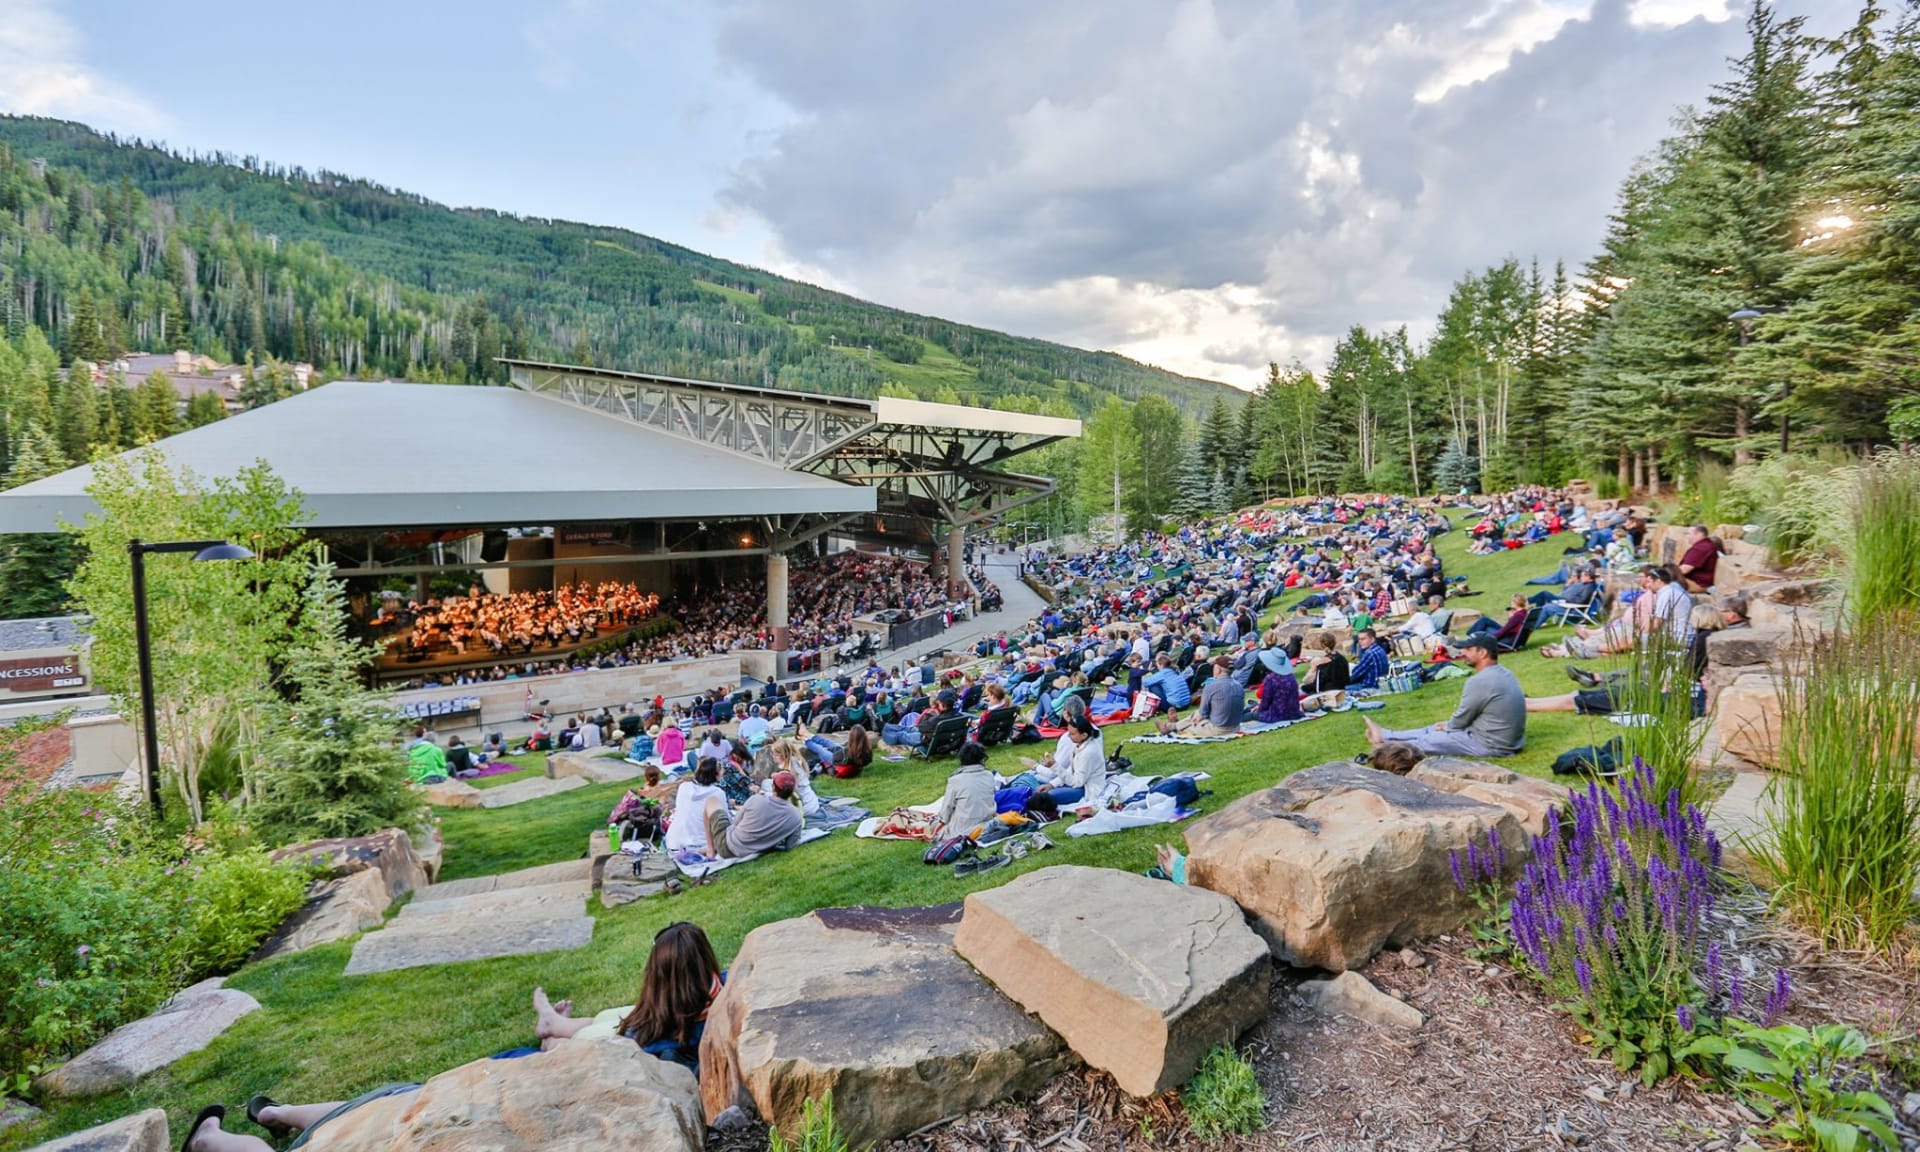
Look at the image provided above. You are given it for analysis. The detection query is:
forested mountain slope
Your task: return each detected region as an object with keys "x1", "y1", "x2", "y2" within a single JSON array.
[{"x1": 0, "y1": 115, "x2": 1238, "y2": 418}]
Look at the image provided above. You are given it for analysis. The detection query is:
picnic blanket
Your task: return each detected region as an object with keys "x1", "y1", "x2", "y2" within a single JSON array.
[
  {"x1": 672, "y1": 827, "x2": 833, "y2": 879},
  {"x1": 855, "y1": 803, "x2": 940, "y2": 840},
  {"x1": 1034, "y1": 711, "x2": 1134, "y2": 739},
  {"x1": 806, "y1": 798, "x2": 871, "y2": 832},
  {"x1": 1126, "y1": 709, "x2": 1330, "y2": 746}
]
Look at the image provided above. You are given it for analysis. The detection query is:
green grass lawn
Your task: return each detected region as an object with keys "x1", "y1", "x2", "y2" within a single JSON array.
[
  {"x1": 464, "y1": 750, "x2": 546, "y2": 790},
  {"x1": 6, "y1": 513, "x2": 1630, "y2": 1148}
]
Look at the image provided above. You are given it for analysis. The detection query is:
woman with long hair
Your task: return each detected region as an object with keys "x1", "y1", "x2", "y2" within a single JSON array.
[
  {"x1": 532, "y1": 921, "x2": 723, "y2": 1069},
  {"x1": 181, "y1": 925, "x2": 726, "y2": 1150}
]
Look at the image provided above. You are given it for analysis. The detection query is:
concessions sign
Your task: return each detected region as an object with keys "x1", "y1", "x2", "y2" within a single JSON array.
[{"x1": 0, "y1": 654, "x2": 87, "y2": 694}]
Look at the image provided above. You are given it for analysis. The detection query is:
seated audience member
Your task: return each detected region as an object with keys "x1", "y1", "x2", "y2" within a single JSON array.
[
  {"x1": 665, "y1": 760, "x2": 727, "y2": 856},
  {"x1": 1141, "y1": 653, "x2": 1193, "y2": 712},
  {"x1": 1299, "y1": 631, "x2": 1349, "y2": 695},
  {"x1": 805, "y1": 723, "x2": 874, "y2": 778},
  {"x1": 407, "y1": 733, "x2": 448, "y2": 784},
  {"x1": 694, "y1": 728, "x2": 729, "y2": 766},
  {"x1": 1156, "y1": 656, "x2": 1244, "y2": 738},
  {"x1": 1363, "y1": 636, "x2": 1525, "y2": 758},
  {"x1": 1349, "y1": 629, "x2": 1391, "y2": 691},
  {"x1": 444, "y1": 736, "x2": 478, "y2": 778},
  {"x1": 737, "y1": 705, "x2": 771, "y2": 746},
  {"x1": 183, "y1": 926, "x2": 722, "y2": 1152},
  {"x1": 699, "y1": 771, "x2": 805, "y2": 859},
  {"x1": 932, "y1": 741, "x2": 997, "y2": 839},
  {"x1": 481, "y1": 732, "x2": 506, "y2": 759},
  {"x1": 1465, "y1": 594, "x2": 1530, "y2": 648},
  {"x1": 654, "y1": 724, "x2": 687, "y2": 770},
  {"x1": 881, "y1": 690, "x2": 953, "y2": 748},
  {"x1": 1254, "y1": 665, "x2": 1304, "y2": 723},
  {"x1": 1533, "y1": 569, "x2": 1601, "y2": 622},
  {"x1": 1677, "y1": 525, "x2": 1721, "y2": 593},
  {"x1": 1034, "y1": 712, "x2": 1106, "y2": 806}
]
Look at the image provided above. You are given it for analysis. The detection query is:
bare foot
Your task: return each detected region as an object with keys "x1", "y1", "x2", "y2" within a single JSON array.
[
  {"x1": 1364, "y1": 718, "x2": 1385, "y2": 748},
  {"x1": 533, "y1": 987, "x2": 570, "y2": 1039}
]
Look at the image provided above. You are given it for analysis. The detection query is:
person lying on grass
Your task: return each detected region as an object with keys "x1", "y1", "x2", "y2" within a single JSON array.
[{"x1": 180, "y1": 922, "x2": 723, "y2": 1151}]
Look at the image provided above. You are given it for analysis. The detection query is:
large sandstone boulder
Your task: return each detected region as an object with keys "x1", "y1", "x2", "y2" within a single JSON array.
[
  {"x1": 257, "y1": 828, "x2": 436, "y2": 960},
  {"x1": 1184, "y1": 763, "x2": 1552, "y2": 972},
  {"x1": 1407, "y1": 757, "x2": 1566, "y2": 837},
  {"x1": 1747, "y1": 577, "x2": 1831, "y2": 607},
  {"x1": 270, "y1": 827, "x2": 429, "y2": 904},
  {"x1": 21, "y1": 1109, "x2": 166, "y2": 1152},
  {"x1": 953, "y1": 866, "x2": 1269, "y2": 1096},
  {"x1": 700, "y1": 906, "x2": 1070, "y2": 1146},
  {"x1": 298, "y1": 1037, "x2": 701, "y2": 1152},
  {"x1": 37, "y1": 981, "x2": 259, "y2": 1097},
  {"x1": 253, "y1": 868, "x2": 390, "y2": 961},
  {"x1": 1716, "y1": 672, "x2": 1782, "y2": 769}
]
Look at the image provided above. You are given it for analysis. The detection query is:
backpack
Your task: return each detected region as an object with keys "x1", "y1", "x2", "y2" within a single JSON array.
[
  {"x1": 923, "y1": 835, "x2": 973, "y2": 865},
  {"x1": 1552, "y1": 738, "x2": 1625, "y2": 777}
]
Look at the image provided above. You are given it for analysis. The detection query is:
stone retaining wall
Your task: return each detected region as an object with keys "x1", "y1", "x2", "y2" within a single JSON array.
[{"x1": 391, "y1": 654, "x2": 742, "y2": 736}]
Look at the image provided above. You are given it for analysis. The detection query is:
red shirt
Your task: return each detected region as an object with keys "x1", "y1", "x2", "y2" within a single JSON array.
[{"x1": 1680, "y1": 538, "x2": 1720, "y2": 586}]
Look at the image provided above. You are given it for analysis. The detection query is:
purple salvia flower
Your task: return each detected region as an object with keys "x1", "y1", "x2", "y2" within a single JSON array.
[
  {"x1": 1450, "y1": 850, "x2": 1465, "y2": 892},
  {"x1": 1730, "y1": 975, "x2": 1745, "y2": 1016},
  {"x1": 1676, "y1": 1004, "x2": 1695, "y2": 1032},
  {"x1": 1574, "y1": 956, "x2": 1593, "y2": 997},
  {"x1": 1763, "y1": 970, "x2": 1791, "y2": 1025}
]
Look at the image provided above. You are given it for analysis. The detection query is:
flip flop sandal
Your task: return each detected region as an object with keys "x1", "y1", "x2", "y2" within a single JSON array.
[
  {"x1": 183, "y1": 1104, "x2": 226, "y2": 1152},
  {"x1": 247, "y1": 1095, "x2": 294, "y2": 1137}
]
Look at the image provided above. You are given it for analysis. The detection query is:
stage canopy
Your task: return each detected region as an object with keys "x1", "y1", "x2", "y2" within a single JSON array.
[{"x1": 0, "y1": 380, "x2": 876, "y2": 533}]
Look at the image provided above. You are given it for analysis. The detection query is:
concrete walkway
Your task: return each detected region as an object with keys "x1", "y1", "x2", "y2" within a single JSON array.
[
  {"x1": 345, "y1": 859, "x2": 595, "y2": 976},
  {"x1": 1708, "y1": 767, "x2": 1773, "y2": 863}
]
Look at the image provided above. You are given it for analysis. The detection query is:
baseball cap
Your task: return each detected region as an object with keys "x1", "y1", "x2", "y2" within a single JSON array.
[
  {"x1": 771, "y1": 770, "x2": 797, "y2": 792},
  {"x1": 1457, "y1": 635, "x2": 1499, "y2": 656}
]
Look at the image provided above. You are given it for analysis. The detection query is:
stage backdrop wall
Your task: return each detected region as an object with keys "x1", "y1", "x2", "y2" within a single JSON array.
[{"x1": 392, "y1": 653, "x2": 742, "y2": 736}]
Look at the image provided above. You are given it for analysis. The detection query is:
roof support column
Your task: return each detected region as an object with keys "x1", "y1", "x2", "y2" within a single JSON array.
[
  {"x1": 947, "y1": 524, "x2": 972, "y2": 605},
  {"x1": 766, "y1": 550, "x2": 790, "y2": 673}
]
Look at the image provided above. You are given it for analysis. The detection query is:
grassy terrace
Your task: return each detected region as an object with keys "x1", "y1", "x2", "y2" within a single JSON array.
[{"x1": 7, "y1": 514, "x2": 1635, "y2": 1147}]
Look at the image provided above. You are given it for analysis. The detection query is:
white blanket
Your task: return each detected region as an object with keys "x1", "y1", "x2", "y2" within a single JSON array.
[
  {"x1": 1067, "y1": 792, "x2": 1190, "y2": 837},
  {"x1": 1128, "y1": 710, "x2": 1328, "y2": 745}
]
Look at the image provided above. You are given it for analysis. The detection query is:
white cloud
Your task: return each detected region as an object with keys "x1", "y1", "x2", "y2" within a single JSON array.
[
  {"x1": 707, "y1": 0, "x2": 1844, "y2": 387},
  {"x1": 0, "y1": 0, "x2": 164, "y2": 132}
]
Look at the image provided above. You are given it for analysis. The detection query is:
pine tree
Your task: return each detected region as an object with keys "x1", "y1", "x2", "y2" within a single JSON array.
[
  {"x1": 185, "y1": 390, "x2": 227, "y2": 427},
  {"x1": 252, "y1": 563, "x2": 424, "y2": 842},
  {"x1": 0, "y1": 422, "x2": 75, "y2": 617},
  {"x1": 135, "y1": 369, "x2": 181, "y2": 441},
  {"x1": 1169, "y1": 441, "x2": 1214, "y2": 521},
  {"x1": 61, "y1": 290, "x2": 109, "y2": 366},
  {"x1": 1433, "y1": 438, "x2": 1480, "y2": 496}
]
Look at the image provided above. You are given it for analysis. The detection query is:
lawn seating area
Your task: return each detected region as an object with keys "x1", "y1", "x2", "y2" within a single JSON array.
[{"x1": 4, "y1": 510, "x2": 1654, "y2": 1148}]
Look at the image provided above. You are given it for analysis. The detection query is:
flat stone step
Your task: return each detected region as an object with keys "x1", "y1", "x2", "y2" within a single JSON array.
[
  {"x1": 399, "y1": 879, "x2": 591, "y2": 923},
  {"x1": 475, "y1": 774, "x2": 591, "y2": 808},
  {"x1": 1710, "y1": 768, "x2": 1773, "y2": 853},
  {"x1": 344, "y1": 914, "x2": 595, "y2": 975},
  {"x1": 414, "y1": 859, "x2": 591, "y2": 902}
]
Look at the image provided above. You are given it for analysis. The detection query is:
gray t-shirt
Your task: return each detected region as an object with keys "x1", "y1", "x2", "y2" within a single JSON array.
[
  {"x1": 1197, "y1": 674, "x2": 1245, "y2": 730},
  {"x1": 1448, "y1": 663, "x2": 1527, "y2": 755},
  {"x1": 725, "y1": 793, "x2": 804, "y2": 857}
]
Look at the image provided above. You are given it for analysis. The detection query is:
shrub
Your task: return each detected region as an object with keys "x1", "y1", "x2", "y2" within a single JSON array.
[
  {"x1": 1182, "y1": 1045, "x2": 1266, "y2": 1141},
  {"x1": 1843, "y1": 451, "x2": 1920, "y2": 627},
  {"x1": 1756, "y1": 624, "x2": 1920, "y2": 953},
  {"x1": 767, "y1": 1091, "x2": 858, "y2": 1152},
  {"x1": 179, "y1": 847, "x2": 311, "y2": 976},
  {"x1": 1493, "y1": 760, "x2": 1790, "y2": 1084},
  {"x1": 1687, "y1": 1022, "x2": 1899, "y2": 1152},
  {"x1": 1722, "y1": 454, "x2": 1850, "y2": 568}
]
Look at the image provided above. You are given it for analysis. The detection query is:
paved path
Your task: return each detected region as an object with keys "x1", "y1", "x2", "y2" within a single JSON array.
[
  {"x1": 344, "y1": 859, "x2": 595, "y2": 975},
  {"x1": 1708, "y1": 767, "x2": 1773, "y2": 862}
]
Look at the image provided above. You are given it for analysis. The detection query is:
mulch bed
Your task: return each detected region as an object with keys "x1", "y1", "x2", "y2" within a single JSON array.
[{"x1": 718, "y1": 889, "x2": 1920, "y2": 1152}]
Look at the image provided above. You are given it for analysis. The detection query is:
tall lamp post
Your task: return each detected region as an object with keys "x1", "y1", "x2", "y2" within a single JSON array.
[{"x1": 129, "y1": 538, "x2": 255, "y2": 819}]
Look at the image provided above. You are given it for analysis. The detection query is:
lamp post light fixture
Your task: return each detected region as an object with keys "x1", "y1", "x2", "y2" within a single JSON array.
[{"x1": 128, "y1": 538, "x2": 255, "y2": 819}]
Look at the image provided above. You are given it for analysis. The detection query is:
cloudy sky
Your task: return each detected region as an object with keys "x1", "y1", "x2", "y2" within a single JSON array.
[{"x1": 0, "y1": 0, "x2": 1854, "y2": 387}]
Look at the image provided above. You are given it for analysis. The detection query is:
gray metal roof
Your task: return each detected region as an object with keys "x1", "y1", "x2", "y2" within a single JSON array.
[
  {"x1": 0, "y1": 380, "x2": 875, "y2": 533},
  {"x1": 0, "y1": 616, "x2": 89, "y2": 652}
]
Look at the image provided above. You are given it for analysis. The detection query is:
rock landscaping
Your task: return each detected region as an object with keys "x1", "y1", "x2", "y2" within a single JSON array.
[
  {"x1": 953, "y1": 865, "x2": 1269, "y2": 1096},
  {"x1": 34, "y1": 981, "x2": 258, "y2": 1099},
  {"x1": 1181, "y1": 760, "x2": 1556, "y2": 971},
  {"x1": 342, "y1": 858, "x2": 595, "y2": 975},
  {"x1": 699, "y1": 905, "x2": 1072, "y2": 1146},
  {"x1": 295, "y1": 1039, "x2": 704, "y2": 1152},
  {"x1": 18, "y1": 1109, "x2": 166, "y2": 1152}
]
